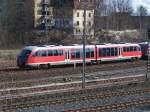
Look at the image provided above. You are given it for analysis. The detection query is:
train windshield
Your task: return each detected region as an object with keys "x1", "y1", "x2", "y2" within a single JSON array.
[{"x1": 20, "y1": 49, "x2": 31, "y2": 57}]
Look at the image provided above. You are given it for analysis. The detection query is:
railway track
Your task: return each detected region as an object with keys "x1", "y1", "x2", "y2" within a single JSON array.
[
  {"x1": 0, "y1": 61, "x2": 146, "y2": 83},
  {"x1": 0, "y1": 60, "x2": 145, "y2": 72},
  {"x1": 1, "y1": 84, "x2": 150, "y2": 111},
  {"x1": 0, "y1": 60, "x2": 149, "y2": 111},
  {"x1": 0, "y1": 74, "x2": 145, "y2": 98},
  {"x1": 64, "y1": 99, "x2": 150, "y2": 112},
  {"x1": 0, "y1": 66, "x2": 146, "y2": 89}
]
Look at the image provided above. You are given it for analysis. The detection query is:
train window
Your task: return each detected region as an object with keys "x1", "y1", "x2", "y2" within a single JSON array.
[
  {"x1": 21, "y1": 49, "x2": 31, "y2": 57},
  {"x1": 85, "y1": 48, "x2": 94, "y2": 58},
  {"x1": 58, "y1": 50, "x2": 63, "y2": 56},
  {"x1": 114, "y1": 48, "x2": 118, "y2": 56},
  {"x1": 48, "y1": 50, "x2": 53, "y2": 56},
  {"x1": 130, "y1": 47, "x2": 133, "y2": 51},
  {"x1": 123, "y1": 47, "x2": 126, "y2": 52},
  {"x1": 106, "y1": 48, "x2": 111, "y2": 56},
  {"x1": 137, "y1": 47, "x2": 140, "y2": 51},
  {"x1": 102, "y1": 48, "x2": 107, "y2": 56},
  {"x1": 76, "y1": 49, "x2": 81, "y2": 58},
  {"x1": 86, "y1": 49, "x2": 90, "y2": 58},
  {"x1": 71, "y1": 49, "x2": 82, "y2": 59},
  {"x1": 41, "y1": 51, "x2": 47, "y2": 56},
  {"x1": 127, "y1": 47, "x2": 130, "y2": 52},
  {"x1": 90, "y1": 49, "x2": 94, "y2": 57},
  {"x1": 111, "y1": 48, "x2": 115, "y2": 56},
  {"x1": 99, "y1": 48, "x2": 102, "y2": 57},
  {"x1": 34, "y1": 50, "x2": 47, "y2": 57},
  {"x1": 99, "y1": 48, "x2": 117, "y2": 57},
  {"x1": 123, "y1": 47, "x2": 131, "y2": 52},
  {"x1": 53, "y1": 50, "x2": 59, "y2": 56},
  {"x1": 71, "y1": 50, "x2": 76, "y2": 59},
  {"x1": 133, "y1": 47, "x2": 137, "y2": 51}
]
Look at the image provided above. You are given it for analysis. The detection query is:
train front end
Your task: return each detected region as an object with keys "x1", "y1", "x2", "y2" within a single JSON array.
[{"x1": 17, "y1": 47, "x2": 33, "y2": 68}]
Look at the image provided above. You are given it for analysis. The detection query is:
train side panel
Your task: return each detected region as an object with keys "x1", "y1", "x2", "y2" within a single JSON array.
[
  {"x1": 121, "y1": 45, "x2": 142, "y2": 60},
  {"x1": 27, "y1": 49, "x2": 66, "y2": 66},
  {"x1": 69, "y1": 46, "x2": 96, "y2": 64},
  {"x1": 96, "y1": 45, "x2": 120, "y2": 62}
]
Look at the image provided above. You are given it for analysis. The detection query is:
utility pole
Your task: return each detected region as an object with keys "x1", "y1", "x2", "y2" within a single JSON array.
[
  {"x1": 42, "y1": 0, "x2": 48, "y2": 44},
  {"x1": 146, "y1": 28, "x2": 150, "y2": 80},
  {"x1": 82, "y1": 1, "x2": 87, "y2": 88}
]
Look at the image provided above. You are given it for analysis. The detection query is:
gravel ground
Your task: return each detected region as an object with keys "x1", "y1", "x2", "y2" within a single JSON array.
[
  {"x1": 14, "y1": 93, "x2": 150, "y2": 112},
  {"x1": 0, "y1": 60, "x2": 16, "y2": 69},
  {"x1": 0, "y1": 61, "x2": 146, "y2": 82},
  {"x1": 0, "y1": 60, "x2": 149, "y2": 112}
]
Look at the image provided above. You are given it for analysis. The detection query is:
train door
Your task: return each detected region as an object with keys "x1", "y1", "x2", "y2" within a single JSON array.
[
  {"x1": 118, "y1": 47, "x2": 122, "y2": 57},
  {"x1": 65, "y1": 49, "x2": 70, "y2": 64}
]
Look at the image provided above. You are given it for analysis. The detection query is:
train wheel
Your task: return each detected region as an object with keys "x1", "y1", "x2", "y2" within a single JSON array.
[
  {"x1": 47, "y1": 64, "x2": 51, "y2": 69},
  {"x1": 97, "y1": 60, "x2": 101, "y2": 65},
  {"x1": 90, "y1": 60, "x2": 96, "y2": 65},
  {"x1": 39, "y1": 64, "x2": 50, "y2": 69},
  {"x1": 131, "y1": 57, "x2": 136, "y2": 62}
]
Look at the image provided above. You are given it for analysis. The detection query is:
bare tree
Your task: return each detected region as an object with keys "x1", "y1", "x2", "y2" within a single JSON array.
[
  {"x1": 109, "y1": 0, "x2": 133, "y2": 30},
  {"x1": 137, "y1": 5, "x2": 148, "y2": 30},
  {"x1": 136, "y1": 5, "x2": 148, "y2": 41},
  {"x1": 0, "y1": 0, "x2": 34, "y2": 47}
]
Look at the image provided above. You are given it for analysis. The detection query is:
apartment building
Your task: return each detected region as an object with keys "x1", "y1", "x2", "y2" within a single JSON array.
[
  {"x1": 73, "y1": 0, "x2": 95, "y2": 38},
  {"x1": 33, "y1": 0, "x2": 95, "y2": 38},
  {"x1": 34, "y1": 0, "x2": 53, "y2": 30},
  {"x1": 51, "y1": 0, "x2": 74, "y2": 29}
]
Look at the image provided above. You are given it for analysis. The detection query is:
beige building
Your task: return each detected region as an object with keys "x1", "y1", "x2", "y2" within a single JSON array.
[
  {"x1": 73, "y1": 0, "x2": 95, "y2": 38},
  {"x1": 73, "y1": 9, "x2": 94, "y2": 38},
  {"x1": 34, "y1": 0, "x2": 53, "y2": 30},
  {"x1": 33, "y1": 0, "x2": 95, "y2": 38}
]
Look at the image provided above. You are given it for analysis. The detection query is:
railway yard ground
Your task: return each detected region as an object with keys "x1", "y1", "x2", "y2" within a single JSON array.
[{"x1": 0, "y1": 58, "x2": 150, "y2": 112}]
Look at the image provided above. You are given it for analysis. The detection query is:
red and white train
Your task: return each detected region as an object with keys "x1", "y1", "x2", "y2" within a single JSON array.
[{"x1": 17, "y1": 43, "x2": 142, "y2": 68}]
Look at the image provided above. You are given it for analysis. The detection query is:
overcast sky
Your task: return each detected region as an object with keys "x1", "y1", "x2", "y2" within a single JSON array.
[{"x1": 132, "y1": 0, "x2": 150, "y2": 12}]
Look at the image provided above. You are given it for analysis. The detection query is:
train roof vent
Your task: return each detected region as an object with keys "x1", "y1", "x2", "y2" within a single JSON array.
[
  {"x1": 119, "y1": 42, "x2": 126, "y2": 44},
  {"x1": 105, "y1": 43, "x2": 112, "y2": 45},
  {"x1": 72, "y1": 44, "x2": 80, "y2": 46},
  {"x1": 37, "y1": 45, "x2": 56, "y2": 47},
  {"x1": 47, "y1": 45, "x2": 56, "y2": 47},
  {"x1": 139, "y1": 42, "x2": 149, "y2": 44},
  {"x1": 37, "y1": 45, "x2": 46, "y2": 47},
  {"x1": 98, "y1": 43, "x2": 106, "y2": 45},
  {"x1": 125, "y1": 43, "x2": 131, "y2": 44}
]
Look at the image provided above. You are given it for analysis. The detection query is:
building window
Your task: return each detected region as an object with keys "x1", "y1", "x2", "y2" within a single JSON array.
[
  {"x1": 77, "y1": 12, "x2": 79, "y2": 17},
  {"x1": 47, "y1": 11, "x2": 50, "y2": 15},
  {"x1": 76, "y1": 21, "x2": 80, "y2": 25},
  {"x1": 37, "y1": 3, "x2": 42, "y2": 7},
  {"x1": 47, "y1": 19, "x2": 51, "y2": 23},
  {"x1": 83, "y1": 21, "x2": 85, "y2": 26},
  {"x1": 76, "y1": 29, "x2": 81, "y2": 33},
  {"x1": 88, "y1": 29, "x2": 91, "y2": 34},
  {"x1": 89, "y1": 13, "x2": 91, "y2": 17},
  {"x1": 83, "y1": 12, "x2": 84, "y2": 17},
  {"x1": 88, "y1": 21, "x2": 91, "y2": 26},
  {"x1": 37, "y1": 10, "x2": 42, "y2": 15}
]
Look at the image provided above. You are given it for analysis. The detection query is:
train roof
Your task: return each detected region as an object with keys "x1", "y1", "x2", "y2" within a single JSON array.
[
  {"x1": 96, "y1": 43, "x2": 140, "y2": 47},
  {"x1": 22, "y1": 43, "x2": 140, "y2": 51},
  {"x1": 139, "y1": 42, "x2": 149, "y2": 45}
]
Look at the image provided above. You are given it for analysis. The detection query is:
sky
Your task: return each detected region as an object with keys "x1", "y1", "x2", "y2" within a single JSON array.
[{"x1": 132, "y1": 0, "x2": 150, "y2": 12}]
